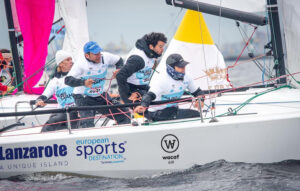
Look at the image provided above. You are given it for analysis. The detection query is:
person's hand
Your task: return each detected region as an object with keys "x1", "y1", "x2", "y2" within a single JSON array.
[
  {"x1": 134, "y1": 106, "x2": 146, "y2": 113},
  {"x1": 36, "y1": 100, "x2": 46, "y2": 107},
  {"x1": 109, "y1": 93, "x2": 119, "y2": 98},
  {"x1": 128, "y1": 92, "x2": 141, "y2": 102},
  {"x1": 1, "y1": 86, "x2": 14, "y2": 95},
  {"x1": 194, "y1": 100, "x2": 204, "y2": 109},
  {"x1": 84, "y1": 79, "x2": 94, "y2": 88},
  {"x1": 112, "y1": 69, "x2": 120, "y2": 79},
  {"x1": 7, "y1": 86, "x2": 14, "y2": 92}
]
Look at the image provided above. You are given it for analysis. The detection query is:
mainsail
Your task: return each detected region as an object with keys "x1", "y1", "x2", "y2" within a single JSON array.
[
  {"x1": 58, "y1": 0, "x2": 89, "y2": 62},
  {"x1": 152, "y1": 10, "x2": 231, "y2": 90},
  {"x1": 278, "y1": 0, "x2": 300, "y2": 88}
]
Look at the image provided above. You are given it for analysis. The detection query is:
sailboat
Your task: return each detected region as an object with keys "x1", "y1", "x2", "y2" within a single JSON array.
[{"x1": 0, "y1": 0, "x2": 300, "y2": 179}]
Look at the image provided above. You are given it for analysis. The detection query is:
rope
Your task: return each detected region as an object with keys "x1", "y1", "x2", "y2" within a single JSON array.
[{"x1": 146, "y1": 85, "x2": 294, "y2": 126}]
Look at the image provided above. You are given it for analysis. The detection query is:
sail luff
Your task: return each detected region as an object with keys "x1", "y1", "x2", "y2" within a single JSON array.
[
  {"x1": 277, "y1": 0, "x2": 300, "y2": 88},
  {"x1": 165, "y1": 0, "x2": 267, "y2": 26}
]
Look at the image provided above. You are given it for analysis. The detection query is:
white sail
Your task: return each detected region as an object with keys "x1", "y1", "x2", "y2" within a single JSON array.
[
  {"x1": 57, "y1": 0, "x2": 89, "y2": 62},
  {"x1": 195, "y1": 0, "x2": 266, "y2": 13},
  {"x1": 152, "y1": 10, "x2": 231, "y2": 91},
  {"x1": 278, "y1": 0, "x2": 300, "y2": 88}
]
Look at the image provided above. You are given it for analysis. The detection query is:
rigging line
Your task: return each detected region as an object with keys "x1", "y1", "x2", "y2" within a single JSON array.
[
  {"x1": 97, "y1": 91, "x2": 131, "y2": 120},
  {"x1": 285, "y1": 68, "x2": 300, "y2": 85},
  {"x1": 147, "y1": 85, "x2": 293, "y2": 126},
  {"x1": 226, "y1": 26, "x2": 258, "y2": 89},
  {"x1": 105, "y1": 78, "x2": 118, "y2": 125},
  {"x1": 228, "y1": 27, "x2": 257, "y2": 69},
  {"x1": 195, "y1": 1, "x2": 213, "y2": 112},
  {"x1": 2, "y1": 72, "x2": 299, "y2": 121},
  {"x1": 265, "y1": 11, "x2": 274, "y2": 83},
  {"x1": 236, "y1": 22, "x2": 273, "y2": 80},
  {"x1": 211, "y1": 0, "x2": 223, "y2": 117},
  {"x1": 165, "y1": 7, "x2": 184, "y2": 44}
]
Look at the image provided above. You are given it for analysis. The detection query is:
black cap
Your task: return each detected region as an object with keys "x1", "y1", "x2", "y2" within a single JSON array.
[{"x1": 166, "y1": 53, "x2": 189, "y2": 68}]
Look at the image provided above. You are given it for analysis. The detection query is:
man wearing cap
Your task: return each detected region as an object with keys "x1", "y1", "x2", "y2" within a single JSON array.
[
  {"x1": 116, "y1": 32, "x2": 167, "y2": 103},
  {"x1": 65, "y1": 41, "x2": 130, "y2": 128},
  {"x1": 0, "y1": 49, "x2": 15, "y2": 87},
  {"x1": 134, "y1": 53, "x2": 204, "y2": 122},
  {"x1": 36, "y1": 50, "x2": 78, "y2": 132}
]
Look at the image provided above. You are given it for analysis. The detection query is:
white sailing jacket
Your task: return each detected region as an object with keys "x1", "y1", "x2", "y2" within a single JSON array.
[
  {"x1": 126, "y1": 47, "x2": 155, "y2": 86},
  {"x1": 42, "y1": 76, "x2": 75, "y2": 108},
  {"x1": 148, "y1": 72, "x2": 198, "y2": 112},
  {"x1": 67, "y1": 52, "x2": 120, "y2": 97}
]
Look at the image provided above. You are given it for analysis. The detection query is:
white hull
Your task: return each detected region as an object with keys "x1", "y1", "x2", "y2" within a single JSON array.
[{"x1": 0, "y1": 87, "x2": 300, "y2": 179}]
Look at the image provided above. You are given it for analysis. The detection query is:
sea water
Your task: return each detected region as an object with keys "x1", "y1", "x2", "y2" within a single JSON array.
[{"x1": 0, "y1": 160, "x2": 300, "y2": 191}]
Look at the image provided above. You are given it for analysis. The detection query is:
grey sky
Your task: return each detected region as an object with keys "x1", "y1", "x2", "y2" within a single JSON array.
[
  {"x1": 1, "y1": 0, "x2": 267, "y2": 52},
  {"x1": 86, "y1": 0, "x2": 242, "y2": 48}
]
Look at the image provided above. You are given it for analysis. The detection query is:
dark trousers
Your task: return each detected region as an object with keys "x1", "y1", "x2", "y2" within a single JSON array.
[
  {"x1": 74, "y1": 94, "x2": 130, "y2": 128},
  {"x1": 41, "y1": 111, "x2": 79, "y2": 132},
  {"x1": 147, "y1": 107, "x2": 200, "y2": 122}
]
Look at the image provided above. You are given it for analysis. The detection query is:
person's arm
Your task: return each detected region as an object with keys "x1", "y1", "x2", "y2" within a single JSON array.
[
  {"x1": 65, "y1": 62, "x2": 93, "y2": 87},
  {"x1": 186, "y1": 76, "x2": 205, "y2": 108},
  {"x1": 116, "y1": 55, "x2": 145, "y2": 103},
  {"x1": 112, "y1": 58, "x2": 124, "y2": 79},
  {"x1": 134, "y1": 91, "x2": 156, "y2": 113},
  {"x1": 115, "y1": 57, "x2": 124, "y2": 69},
  {"x1": 36, "y1": 80, "x2": 56, "y2": 107},
  {"x1": 186, "y1": 75, "x2": 203, "y2": 97},
  {"x1": 65, "y1": 76, "x2": 85, "y2": 87},
  {"x1": 191, "y1": 88, "x2": 204, "y2": 98}
]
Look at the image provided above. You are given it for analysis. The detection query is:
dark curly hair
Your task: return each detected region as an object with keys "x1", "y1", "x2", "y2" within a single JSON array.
[
  {"x1": 0, "y1": 49, "x2": 11, "y2": 53},
  {"x1": 142, "y1": 32, "x2": 167, "y2": 47}
]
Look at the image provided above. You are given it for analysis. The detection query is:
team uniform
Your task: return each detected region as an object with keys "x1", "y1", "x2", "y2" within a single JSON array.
[
  {"x1": 143, "y1": 72, "x2": 201, "y2": 121},
  {"x1": 37, "y1": 72, "x2": 78, "y2": 132},
  {"x1": 65, "y1": 52, "x2": 129, "y2": 128},
  {"x1": 140, "y1": 53, "x2": 204, "y2": 122},
  {"x1": 116, "y1": 38, "x2": 160, "y2": 103}
]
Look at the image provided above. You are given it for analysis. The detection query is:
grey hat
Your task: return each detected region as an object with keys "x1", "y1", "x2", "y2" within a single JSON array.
[{"x1": 166, "y1": 53, "x2": 189, "y2": 68}]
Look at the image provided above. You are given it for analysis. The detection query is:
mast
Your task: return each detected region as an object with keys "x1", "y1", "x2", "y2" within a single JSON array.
[
  {"x1": 165, "y1": 0, "x2": 267, "y2": 26},
  {"x1": 267, "y1": 0, "x2": 286, "y2": 84},
  {"x1": 4, "y1": 0, "x2": 23, "y2": 91}
]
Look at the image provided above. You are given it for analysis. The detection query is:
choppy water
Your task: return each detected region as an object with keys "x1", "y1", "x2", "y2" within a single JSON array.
[{"x1": 1, "y1": 160, "x2": 300, "y2": 191}]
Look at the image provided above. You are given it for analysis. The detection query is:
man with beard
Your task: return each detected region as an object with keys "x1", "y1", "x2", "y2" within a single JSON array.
[
  {"x1": 116, "y1": 32, "x2": 167, "y2": 103},
  {"x1": 65, "y1": 41, "x2": 130, "y2": 128}
]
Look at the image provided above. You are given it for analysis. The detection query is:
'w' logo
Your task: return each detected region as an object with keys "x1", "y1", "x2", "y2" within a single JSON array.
[
  {"x1": 164, "y1": 140, "x2": 176, "y2": 149},
  {"x1": 161, "y1": 134, "x2": 179, "y2": 153}
]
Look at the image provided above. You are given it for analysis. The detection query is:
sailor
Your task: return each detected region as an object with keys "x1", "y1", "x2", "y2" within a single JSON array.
[
  {"x1": 116, "y1": 32, "x2": 167, "y2": 103},
  {"x1": 134, "y1": 53, "x2": 205, "y2": 122},
  {"x1": 0, "y1": 49, "x2": 13, "y2": 74},
  {"x1": 65, "y1": 41, "x2": 130, "y2": 128},
  {"x1": 0, "y1": 49, "x2": 15, "y2": 88},
  {"x1": 36, "y1": 50, "x2": 79, "y2": 132}
]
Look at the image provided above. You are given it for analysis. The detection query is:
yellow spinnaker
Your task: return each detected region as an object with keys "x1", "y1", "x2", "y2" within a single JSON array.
[{"x1": 174, "y1": 10, "x2": 214, "y2": 45}]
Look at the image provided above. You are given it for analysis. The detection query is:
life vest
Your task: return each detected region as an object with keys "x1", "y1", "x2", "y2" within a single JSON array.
[{"x1": 126, "y1": 47, "x2": 156, "y2": 86}]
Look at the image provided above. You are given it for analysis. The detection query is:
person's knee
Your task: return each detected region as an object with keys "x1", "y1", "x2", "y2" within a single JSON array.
[{"x1": 41, "y1": 125, "x2": 55, "y2": 132}]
